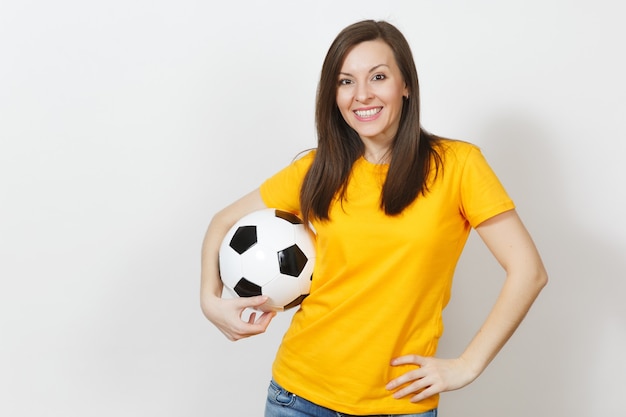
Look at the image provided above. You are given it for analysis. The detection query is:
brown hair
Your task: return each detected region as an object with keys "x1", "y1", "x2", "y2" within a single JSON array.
[{"x1": 300, "y1": 20, "x2": 442, "y2": 223}]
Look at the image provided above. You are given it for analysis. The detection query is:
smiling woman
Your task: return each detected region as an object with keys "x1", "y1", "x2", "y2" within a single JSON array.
[
  {"x1": 200, "y1": 19, "x2": 547, "y2": 417},
  {"x1": 336, "y1": 40, "x2": 409, "y2": 162}
]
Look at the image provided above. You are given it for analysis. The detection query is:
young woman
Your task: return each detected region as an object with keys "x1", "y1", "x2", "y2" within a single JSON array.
[{"x1": 201, "y1": 20, "x2": 548, "y2": 416}]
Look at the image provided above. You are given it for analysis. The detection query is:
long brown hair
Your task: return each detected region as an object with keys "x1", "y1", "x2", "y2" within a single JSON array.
[{"x1": 300, "y1": 20, "x2": 442, "y2": 223}]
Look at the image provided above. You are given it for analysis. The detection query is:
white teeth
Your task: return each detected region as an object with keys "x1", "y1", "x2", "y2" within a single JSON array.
[{"x1": 354, "y1": 108, "x2": 381, "y2": 118}]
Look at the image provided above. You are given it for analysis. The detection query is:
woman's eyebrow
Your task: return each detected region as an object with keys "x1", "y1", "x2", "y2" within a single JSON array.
[{"x1": 339, "y1": 64, "x2": 390, "y2": 77}]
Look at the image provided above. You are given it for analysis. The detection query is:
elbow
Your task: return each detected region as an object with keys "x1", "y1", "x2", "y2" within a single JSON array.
[
  {"x1": 510, "y1": 261, "x2": 548, "y2": 297},
  {"x1": 533, "y1": 265, "x2": 549, "y2": 293},
  {"x1": 540, "y1": 269, "x2": 549, "y2": 288}
]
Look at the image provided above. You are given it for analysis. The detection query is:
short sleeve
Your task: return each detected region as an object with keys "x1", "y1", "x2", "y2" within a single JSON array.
[
  {"x1": 259, "y1": 151, "x2": 315, "y2": 214},
  {"x1": 459, "y1": 146, "x2": 515, "y2": 227}
]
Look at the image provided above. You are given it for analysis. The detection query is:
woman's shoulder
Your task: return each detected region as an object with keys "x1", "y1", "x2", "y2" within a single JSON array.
[
  {"x1": 433, "y1": 137, "x2": 479, "y2": 155},
  {"x1": 278, "y1": 149, "x2": 316, "y2": 175},
  {"x1": 430, "y1": 137, "x2": 491, "y2": 178},
  {"x1": 290, "y1": 148, "x2": 316, "y2": 168},
  {"x1": 295, "y1": 148, "x2": 316, "y2": 161}
]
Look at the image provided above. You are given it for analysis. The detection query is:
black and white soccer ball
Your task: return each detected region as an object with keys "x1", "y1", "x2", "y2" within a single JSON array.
[{"x1": 218, "y1": 208, "x2": 315, "y2": 311}]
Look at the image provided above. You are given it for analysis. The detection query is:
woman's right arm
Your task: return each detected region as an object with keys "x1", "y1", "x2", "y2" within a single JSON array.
[{"x1": 200, "y1": 188, "x2": 276, "y2": 341}]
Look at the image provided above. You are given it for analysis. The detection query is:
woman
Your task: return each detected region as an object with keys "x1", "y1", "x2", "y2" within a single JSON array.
[{"x1": 201, "y1": 20, "x2": 547, "y2": 416}]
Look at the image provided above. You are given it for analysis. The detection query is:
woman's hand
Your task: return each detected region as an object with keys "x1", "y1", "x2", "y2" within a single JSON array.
[
  {"x1": 385, "y1": 355, "x2": 478, "y2": 403},
  {"x1": 202, "y1": 294, "x2": 276, "y2": 342}
]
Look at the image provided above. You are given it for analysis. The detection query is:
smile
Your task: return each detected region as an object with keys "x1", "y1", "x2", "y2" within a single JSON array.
[{"x1": 354, "y1": 107, "x2": 382, "y2": 119}]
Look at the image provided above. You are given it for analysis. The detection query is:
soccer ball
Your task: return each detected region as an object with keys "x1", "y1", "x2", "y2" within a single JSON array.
[{"x1": 218, "y1": 208, "x2": 315, "y2": 312}]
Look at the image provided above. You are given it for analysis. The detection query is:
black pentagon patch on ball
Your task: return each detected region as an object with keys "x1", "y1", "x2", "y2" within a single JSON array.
[
  {"x1": 277, "y1": 244, "x2": 308, "y2": 277},
  {"x1": 234, "y1": 278, "x2": 262, "y2": 297},
  {"x1": 275, "y1": 209, "x2": 303, "y2": 225},
  {"x1": 229, "y1": 225, "x2": 257, "y2": 254},
  {"x1": 284, "y1": 294, "x2": 308, "y2": 310}
]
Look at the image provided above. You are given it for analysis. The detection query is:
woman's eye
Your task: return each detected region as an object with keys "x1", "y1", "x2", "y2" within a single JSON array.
[
  {"x1": 338, "y1": 79, "x2": 353, "y2": 86},
  {"x1": 372, "y1": 74, "x2": 386, "y2": 81}
]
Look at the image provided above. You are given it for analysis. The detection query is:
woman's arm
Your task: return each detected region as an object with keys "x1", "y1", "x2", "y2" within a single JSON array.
[
  {"x1": 386, "y1": 209, "x2": 548, "y2": 402},
  {"x1": 200, "y1": 188, "x2": 277, "y2": 341}
]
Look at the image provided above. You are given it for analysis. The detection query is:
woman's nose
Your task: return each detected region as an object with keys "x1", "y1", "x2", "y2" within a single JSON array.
[{"x1": 355, "y1": 83, "x2": 373, "y2": 103}]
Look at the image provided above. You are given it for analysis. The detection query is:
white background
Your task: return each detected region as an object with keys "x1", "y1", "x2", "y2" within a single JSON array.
[{"x1": 1, "y1": 1, "x2": 625, "y2": 416}]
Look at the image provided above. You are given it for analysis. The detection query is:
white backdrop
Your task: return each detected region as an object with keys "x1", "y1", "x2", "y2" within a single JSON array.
[{"x1": 1, "y1": 1, "x2": 625, "y2": 416}]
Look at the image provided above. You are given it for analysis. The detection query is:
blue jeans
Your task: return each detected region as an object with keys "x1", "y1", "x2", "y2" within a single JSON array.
[{"x1": 265, "y1": 380, "x2": 437, "y2": 417}]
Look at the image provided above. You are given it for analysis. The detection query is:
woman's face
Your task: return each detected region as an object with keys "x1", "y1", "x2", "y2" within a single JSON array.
[{"x1": 336, "y1": 40, "x2": 408, "y2": 150}]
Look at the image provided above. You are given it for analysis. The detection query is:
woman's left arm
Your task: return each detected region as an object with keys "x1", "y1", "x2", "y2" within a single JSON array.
[{"x1": 386, "y1": 209, "x2": 548, "y2": 402}]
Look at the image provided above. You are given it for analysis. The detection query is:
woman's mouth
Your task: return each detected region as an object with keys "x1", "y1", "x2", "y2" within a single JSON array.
[{"x1": 354, "y1": 107, "x2": 382, "y2": 120}]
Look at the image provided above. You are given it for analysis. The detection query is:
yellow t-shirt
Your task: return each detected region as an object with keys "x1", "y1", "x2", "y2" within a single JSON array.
[{"x1": 259, "y1": 139, "x2": 514, "y2": 415}]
